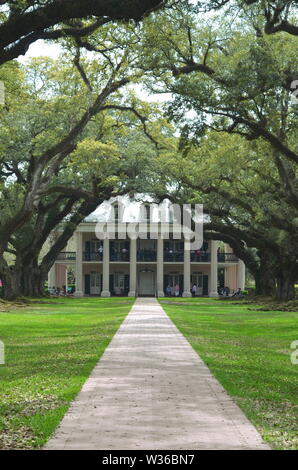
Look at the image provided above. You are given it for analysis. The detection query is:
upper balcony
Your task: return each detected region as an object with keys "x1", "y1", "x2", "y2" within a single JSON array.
[
  {"x1": 191, "y1": 251, "x2": 211, "y2": 262},
  {"x1": 218, "y1": 253, "x2": 239, "y2": 262},
  {"x1": 83, "y1": 252, "x2": 102, "y2": 262},
  {"x1": 163, "y1": 251, "x2": 238, "y2": 262},
  {"x1": 83, "y1": 251, "x2": 130, "y2": 262},
  {"x1": 56, "y1": 248, "x2": 238, "y2": 263},
  {"x1": 110, "y1": 250, "x2": 129, "y2": 262},
  {"x1": 57, "y1": 252, "x2": 76, "y2": 261},
  {"x1": 137, "y1": 249, "x2": 157, "y2": 262},
  {"x1": 164, "y1": 250, "x2": 184, "y2": 262}
]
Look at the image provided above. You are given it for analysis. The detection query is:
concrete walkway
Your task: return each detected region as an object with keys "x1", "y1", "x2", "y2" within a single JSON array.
[{"x1": 44, "y1": 298, "x2": 269, "y2": 450}]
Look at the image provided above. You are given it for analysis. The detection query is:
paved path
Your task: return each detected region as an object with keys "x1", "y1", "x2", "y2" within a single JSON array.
[{"x1": 44, "y1": 298, "x2": 269, "y2": 450}]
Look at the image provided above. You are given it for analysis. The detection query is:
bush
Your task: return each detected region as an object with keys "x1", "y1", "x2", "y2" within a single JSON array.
[
  {"x1": 246, "y1": 288, "x2": 255, "y2": 296},
  {"x1": 249, "y1": 300, "x2": 298, "y2": 312}
]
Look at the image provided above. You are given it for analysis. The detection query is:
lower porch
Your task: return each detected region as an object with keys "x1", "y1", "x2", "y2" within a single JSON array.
[{"x1": 49, "y1": 263, "x2": 241, "y2": 297}]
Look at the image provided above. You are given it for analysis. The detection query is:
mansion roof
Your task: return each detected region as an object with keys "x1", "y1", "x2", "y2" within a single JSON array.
[{"x1": 83, "y1": 195, "x2": 175, "y2": 224}]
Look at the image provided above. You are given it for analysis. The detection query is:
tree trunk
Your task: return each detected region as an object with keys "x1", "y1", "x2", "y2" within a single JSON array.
[
  {"x1": 254, "y1": 268, "x2": 276, "y2": 296},
  {"x1": 253, "y1": 253, "x2": 277, "y2": 297},
  {"x1": 0, "y1": 258, "x2": 47, "y2": 300},
  {"x1": 1, "y1": 268, "x2": 23, "y2": 300},
  {"x1": 276, "y1": 268, "x2": 296, "y2": 301},
  {"x1": 20, "y1": 260, "x2": 47, "y2": 298}
]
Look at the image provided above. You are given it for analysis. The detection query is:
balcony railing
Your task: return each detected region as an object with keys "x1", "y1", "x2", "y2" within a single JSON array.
[
  {"x1": 164, "y1": 251, "x2": 184, "y2": 262},
  {"x1": 58, "y1": 250, "x2": 238, "y2": 263},
  {"x1": 163, "y1": 251, "x2": 238, "y2": 263},
  {"x1": 57, "y1": 252, "x2": 76, "y2": 261},
  {"x1": 83, "y1": 252, "x2": 102, "y2": 262},
  {"x1": 218, "y1": 253, "x2": 239, "y2": 262},
  {"x1": 110, "y1": 251, "x2": 130, "y2": 262},
  {"x1": 137, "y1": 250, "x2": 157, "y2": 262},
  {"x1": 191, "y1": 251, "x2": 211, "y2": 262}
]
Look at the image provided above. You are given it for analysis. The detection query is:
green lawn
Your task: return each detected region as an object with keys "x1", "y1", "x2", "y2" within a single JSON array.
[
  {"x1": 160, "y1": 298, "x2": 298, "y2": 450},
  {"x1": 0, "y1": 297, "x2": 133, "y2": 449}
]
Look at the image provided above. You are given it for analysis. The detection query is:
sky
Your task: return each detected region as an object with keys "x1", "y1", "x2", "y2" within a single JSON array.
[{"x1": 18, "y1": 40, "x2": 63, "y2": 62}]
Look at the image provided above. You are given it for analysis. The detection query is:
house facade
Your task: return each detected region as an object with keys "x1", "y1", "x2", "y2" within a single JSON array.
[{"x1": 48, "y1": 197, "x2": 245, "y2": 297}]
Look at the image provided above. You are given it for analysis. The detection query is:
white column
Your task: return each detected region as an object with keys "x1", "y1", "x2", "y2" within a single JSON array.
[
  {"x1": 128, "y1": 238, "x2": 137, "y2": 297},
  {"x1": 74, "y1": 232, "x2": 83, "y2": 297},
  {"x1": 48, "y1": 264, "x2": 56, "y2": 289},
  {"x1": 157, "y1": 237, "x2": 164, "y2": 297},
  {"x1": 225, "y1": 267, "x2": 230, "y2": 288},
  {"x1": 237, "y1": 259, "x2": 246, "y2": 290},
  {"x1": 210, "y1": 240, "x2": 218, "y2": 297},
  {"x1": 101, "y1": 238, "x2": 110, "y2": 297},
  {"x1": 182, "y1": 242, "x2": 191, "y2": 297},
  {"x1": 224, "y1": 243, "x2": 232, "y2": 253}
]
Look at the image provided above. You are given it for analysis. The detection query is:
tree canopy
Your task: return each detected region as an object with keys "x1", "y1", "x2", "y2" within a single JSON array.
[
  {"x1": 0, "y1": 0, "x2": 167, "y2": 64},
  {"x1": 0, "y1": 0, "x2": 297, "y2": 300},
  {"x1": 0, "y1": 38, "x2": 171, "y2": 298},
  {"x1": 137, "y1": 2, "x2": 298, "y2": 298}
]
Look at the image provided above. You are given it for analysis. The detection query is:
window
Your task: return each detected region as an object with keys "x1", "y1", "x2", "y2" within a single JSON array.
[
  {"x1": 90, "y1": 240, "x2": 101, "y2": 252},
  {"x1": 114, "y1": 273, "x2": 125, "y2": 290},
  {"x1": 145, "y1": 204, "x2": 150, "y2": 221},
  {"x1": 191, "y1": 272, "x2": 203, "y2": 287},
  {"x1": 113, "y1": 203, "x2": 119, "y2": 222},
  {"x1": 90, "y1": 272, "x2": 101, "y2": 288},
  {"x1": 165, "y1": 241, "x2": 183, "y2": 252}
]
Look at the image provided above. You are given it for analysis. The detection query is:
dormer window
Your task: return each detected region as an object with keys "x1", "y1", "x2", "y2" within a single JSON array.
[
  {"x1": 144, "y1": 204, "x2": 150, "y2": 222},
  {"x1": 169, "y1": 205, "x2": 180, "y2": 224},
  {"x1": 113, "y1": 203, "x2": 119, "y2": 222}
]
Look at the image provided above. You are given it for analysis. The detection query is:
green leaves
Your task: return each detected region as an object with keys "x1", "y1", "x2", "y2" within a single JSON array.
[{"x1": 69, "y1": 139, "x2": 120, "y2": 178}]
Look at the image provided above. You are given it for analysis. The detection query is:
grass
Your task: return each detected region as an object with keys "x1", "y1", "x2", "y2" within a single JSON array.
[
  {"x1": 0, "y1": 297, "x2": 133, "y2": 449},
  {"x1": 1, "y1": 295, "x2": 297, "y2": 450},
  {"x1": 160, "y1": 297, "x2": 298, "y2": 450}
]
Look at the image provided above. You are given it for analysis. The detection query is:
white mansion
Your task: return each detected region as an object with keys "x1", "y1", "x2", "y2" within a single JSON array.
[{"x1": 48, "y1": 196, "x2": 245, "y2": 297}]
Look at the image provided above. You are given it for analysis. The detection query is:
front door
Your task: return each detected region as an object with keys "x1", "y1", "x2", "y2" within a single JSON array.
[
  {"x1": 138, "y1": 271, "x2": 155, "y2": 296},
  {"x1": 191, "y1": 272, "x2": 203, "y2": 296},
  {"x1": 90, "y1": 272, "x2": 101, "y2": 295},
  {"x1": 113, "y1": 272, "x2": 125, "y2": 296},
  {"x1": 203, "y1": 275, "x2": 209, "y2": 296}
]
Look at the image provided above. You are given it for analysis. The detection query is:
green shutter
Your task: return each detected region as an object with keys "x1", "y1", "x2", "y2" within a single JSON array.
[
  {"x1": 109, "y1": 274, "x2": 114, "y2": 294},
  {"x1": 203, "y1": 275, "x2": 208, "y2": 296},
  {"x1": 85, "y1": 274, "x2": 90, "y2": 295}
]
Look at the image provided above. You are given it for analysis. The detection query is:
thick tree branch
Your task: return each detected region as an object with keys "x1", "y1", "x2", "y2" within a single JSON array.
[
  {"x1": 99, "y1": 104, "x2": 160, "y2": 147},
  {"x1": 0, "y1": 0, "x2": 166, "y2": 65}
]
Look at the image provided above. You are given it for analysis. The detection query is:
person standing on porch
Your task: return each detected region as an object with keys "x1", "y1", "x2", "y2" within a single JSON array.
[{"x1": 192, "y1": 284, "x2": 197, "y2": 297}]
